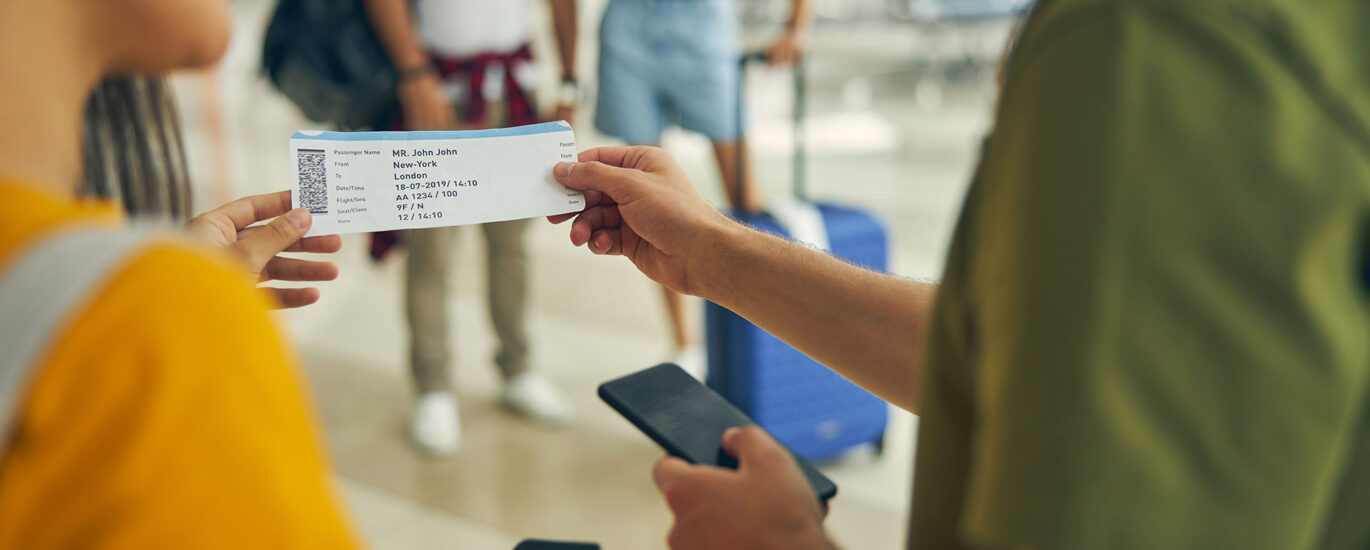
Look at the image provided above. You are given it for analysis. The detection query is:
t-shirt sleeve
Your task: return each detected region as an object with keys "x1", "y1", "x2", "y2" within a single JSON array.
[
  {"x1": 0, "y1": 243, "x2": 360, "y2": 550},
  {"x1": 958, "y1": 3, "x2": 1370, "y2": 549}
]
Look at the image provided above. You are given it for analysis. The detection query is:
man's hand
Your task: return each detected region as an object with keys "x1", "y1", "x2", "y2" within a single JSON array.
[
  {"x1": 765, "y1": 30, "x2": 807, "y2": 67},
  {"x1": 549, "y1": 146, "x2": 736, "y2": 296},
  {"x1": 399, "y1": 72, "x2": 456, "y2": 130},
  {"x1": 652, "y1": 426, "x2": 834, "y2": 550},
  {"x1": 188, "y1": 190, "x2": 342, "y2": 308},
  {"x1": 552, "y1": 103, "x2": 576, "y2": 126},
  {"x1": 769, "y1": 0, "x2": 812, "y2": 67}
]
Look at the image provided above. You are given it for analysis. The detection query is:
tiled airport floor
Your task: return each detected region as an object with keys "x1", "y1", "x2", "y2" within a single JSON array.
[{"x1": 188, "y1": 2, "x2": 1010, "y2": 547}]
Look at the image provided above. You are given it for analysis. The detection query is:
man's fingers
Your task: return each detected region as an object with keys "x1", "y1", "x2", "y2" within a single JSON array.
[
  {"x1": 766, "y1": 47, "x2": 785, "y2": 66},
  {"x1": 263, "y1": 256, "x2": 339, "y2": 283},
  {"x1": 578, "y1": 204, "x2": 624, "y2": 229},
  {"x1": 652, "y1": 456, "x2": 695, "y2": 495},
  {"x1": 581, "y1": 189, "x2": 609, "y2": 208},
  {"x1": 422, "y1": 96, "x2": 457, "y2": 130},
  {"x1": 588, "y1": 229, "x2": 623, "y2": 256},
  {"x1": 548, "y1": 212, "x2": 578, "y2": 225},
  {"x1": 237, "y1": 209, "x2": 312, "y2": 268},
  {"x1": 548, "y1": 191, "x2": 613, "y2": 226},
  {"x1": 570, "y1": 205, "x2": 623, "y2": 246},
  {"x1": 652, "y1": 455, "x2": 738, "y2": 512},
  {"x1": 267, "y1": 287, "x2": 321, "y2": 309},
  {"x1": 436, "y1": 108, "x2": 456, "y2": 130},
  {"x1": 721, "y1": 425, "x2": 791, "y2": 471},
  {"x1": 768, "y1": 45, "x2": 800, "y2": 67}
]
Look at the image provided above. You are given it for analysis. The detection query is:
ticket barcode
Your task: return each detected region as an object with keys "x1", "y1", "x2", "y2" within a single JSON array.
[{"x1": 297, "y1": 148, "x2": 328, "y2": 214}]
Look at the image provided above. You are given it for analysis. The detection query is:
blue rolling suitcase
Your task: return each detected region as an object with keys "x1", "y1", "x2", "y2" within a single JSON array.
[{"x1": 705, "y1": 54, "x2": 889, "y2": 463}]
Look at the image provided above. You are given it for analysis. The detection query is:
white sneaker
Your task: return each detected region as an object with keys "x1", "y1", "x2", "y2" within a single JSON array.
[
  {"x1": 671, "y1": 345, "x2": 708, "y2": 382},
  {"x1": 410, "y1": 391, "x2": 461, "y2": 458},
  {"x1": 500, "y1": 371, "x2": 575, "y2": 426}
]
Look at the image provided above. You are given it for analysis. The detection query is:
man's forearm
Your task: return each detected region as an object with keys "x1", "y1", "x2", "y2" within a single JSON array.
[
  {"x1": 547, "y1": 0, "x2": 577, "y2": 80},
  {"x1": 363, "y1": 0, "x2": 428, "y2": 71},
  {"x1": 787, "y1": 0, "x2": 813, "y2": 33},
  {"x1": 697, "y1": 222, "x2": 934, "y2": 413}
]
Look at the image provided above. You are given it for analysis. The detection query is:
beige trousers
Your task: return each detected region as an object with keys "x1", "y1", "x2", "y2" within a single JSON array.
[{"x1": 405, "y1": 219, "x2": 530, "y2": 394}]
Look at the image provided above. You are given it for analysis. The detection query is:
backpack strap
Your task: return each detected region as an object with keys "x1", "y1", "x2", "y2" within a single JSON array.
[{"x1": 0, "y1": 226, "x2": 159, "y2": 452}]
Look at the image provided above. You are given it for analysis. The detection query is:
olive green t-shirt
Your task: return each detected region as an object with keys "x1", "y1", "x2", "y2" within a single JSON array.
[{"x1": 909, "y1": 0, "x2": 1370, "y2": 548}]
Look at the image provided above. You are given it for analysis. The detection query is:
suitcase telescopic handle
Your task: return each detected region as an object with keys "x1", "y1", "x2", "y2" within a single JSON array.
[{"x1": 737, "y1": 51, "x2": 808, "y2": 204}]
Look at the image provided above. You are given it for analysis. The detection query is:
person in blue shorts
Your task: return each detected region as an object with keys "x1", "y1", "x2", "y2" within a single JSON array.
[{"x1": 595, "y1": 0, "x2": 812, "y2": 372}]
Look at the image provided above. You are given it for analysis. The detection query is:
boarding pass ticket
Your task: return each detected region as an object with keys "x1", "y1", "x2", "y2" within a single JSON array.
[{"x1": 290, "y1": 121, "x2": 584, "y2": 236}]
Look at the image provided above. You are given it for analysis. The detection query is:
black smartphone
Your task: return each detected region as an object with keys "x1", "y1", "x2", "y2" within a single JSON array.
[
  {"x1": 598, "y1": 363, "x2": 838, "y2": 502},
  {"x1": 513, "y1": 540, "x2": 599, "y2": 550}
]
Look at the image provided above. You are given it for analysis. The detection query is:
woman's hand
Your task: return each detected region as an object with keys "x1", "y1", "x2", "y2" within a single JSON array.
[{"x1": 188, "y1": 190, "x2": 342, "y2": 308}]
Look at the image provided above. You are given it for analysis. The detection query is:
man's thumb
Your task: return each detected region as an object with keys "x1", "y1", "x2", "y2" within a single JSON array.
[
  {"x1": 554, "y1": 161, "x2": 635, "y2": 196},
  {"x1": 721, "y1": 425, "x2": 790, "y2": 471}
]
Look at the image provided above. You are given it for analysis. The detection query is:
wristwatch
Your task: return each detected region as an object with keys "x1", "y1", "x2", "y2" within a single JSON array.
[{"x1": 557, "y1": 78, "x2": 580, "y2": 106}]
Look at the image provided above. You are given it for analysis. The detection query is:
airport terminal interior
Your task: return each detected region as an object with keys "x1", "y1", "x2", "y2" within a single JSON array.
[{"x1": 178, "y1": 0, "x2": 1022, "y2": 547}]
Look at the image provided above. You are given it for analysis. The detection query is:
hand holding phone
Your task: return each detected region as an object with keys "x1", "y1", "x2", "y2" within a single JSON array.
[{"x1": 598, "y1": 363, "x2": 838, "y2": 502}]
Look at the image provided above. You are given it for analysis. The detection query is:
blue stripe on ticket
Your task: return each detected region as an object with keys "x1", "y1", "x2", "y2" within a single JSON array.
[{"x1": 291, "y1": 121, "x2": 572, "y2": 142}]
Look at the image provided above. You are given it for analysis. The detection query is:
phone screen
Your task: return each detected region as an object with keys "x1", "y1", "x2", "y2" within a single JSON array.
[
  {"x1": 598, "y1": 363, "x2": 837, "y2": 501},
  {"x1": 513, "y1": 540, "x2": 599, "y2": 550}
]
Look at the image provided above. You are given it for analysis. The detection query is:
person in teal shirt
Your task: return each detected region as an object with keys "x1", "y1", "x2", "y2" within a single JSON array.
[{"x1": 549, "y1": 0, "x2": 1370, "y2": 548}]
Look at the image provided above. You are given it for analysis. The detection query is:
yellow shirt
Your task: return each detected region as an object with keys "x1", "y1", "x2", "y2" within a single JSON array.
[{"x1": 0, "y1": 183, "x2": 360, "y2": 549}]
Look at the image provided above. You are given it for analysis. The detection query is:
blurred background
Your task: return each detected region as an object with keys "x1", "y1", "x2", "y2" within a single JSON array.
[{"x1": 173, "y1": 0, "x2": 1025, "y2": 547}]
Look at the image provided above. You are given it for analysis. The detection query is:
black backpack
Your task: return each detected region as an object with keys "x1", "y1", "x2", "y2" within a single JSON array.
[{"x1": 261, "y1": 0, "x2": 398, "y2": 130}]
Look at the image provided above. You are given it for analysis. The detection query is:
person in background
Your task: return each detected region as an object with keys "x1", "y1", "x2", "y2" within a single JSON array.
[
  {"x1": 595, "y1": 0, "x2": 812, "y2": 376},
  {"x1": 363, "y1": 0, "x2": 580, "y2": 457},
  {"x1": 551, "y1": 0, "x2": 1370, "y2": 546},
  {"x1": 0, "y1": 0, "x2": 357, "y2": 546}
]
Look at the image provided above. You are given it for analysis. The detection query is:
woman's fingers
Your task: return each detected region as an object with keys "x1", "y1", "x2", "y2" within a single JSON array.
[
  {"x1": 230, "y1": 208, "x2": 312, "y2": 272},
  {"x1": 262, "y1": 256, "x2": 339, "y2": 283},
  {"x1": 293, "y1": 234, "x2": 343, "y2": 254},
  {"x1": 268, "y1": 287, "x2": 322, "y2": 309},
  {"x1": 236, "y1": 227, "x2": 341, "y2": 254},
  {"x1": 203, "y1": 190, "x2": 294, "y2": 230}
]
